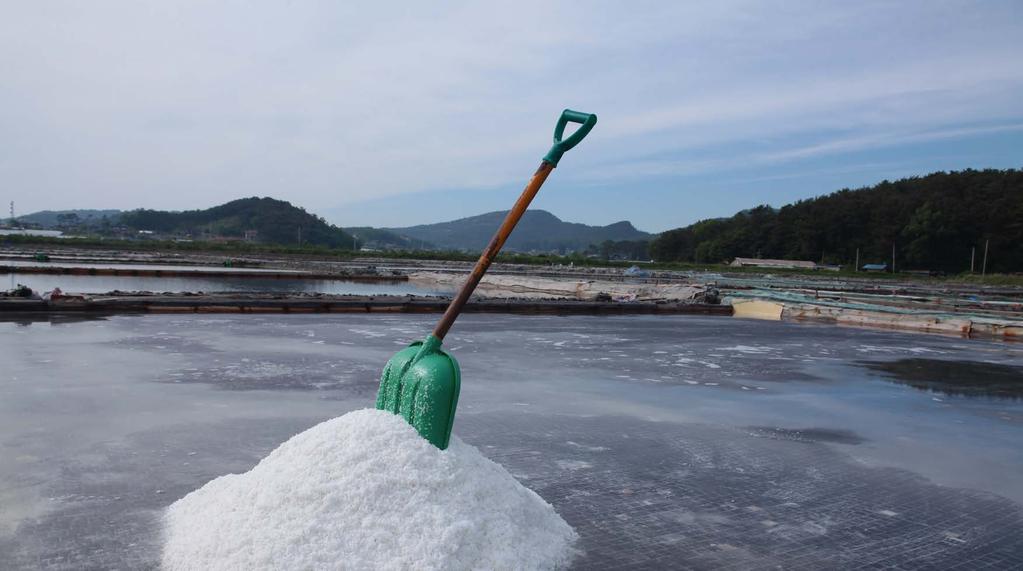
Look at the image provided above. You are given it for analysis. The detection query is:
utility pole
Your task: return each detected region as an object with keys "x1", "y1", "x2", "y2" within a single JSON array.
[
  {"x1": 970, "y1": 246, "x2": 976, "y2": 274},
  {"x1": 982, "y1": 239, "x2": 989, "y2": 276},
  {"x1": 891, "y1": 243, "x2": 896, "y2": 274},
  {"x1": 8, "y1": 201, "x2": 13, "y2": 226},
  {"x1": 297, "y1": 226, "x2": 302, "y2": 245},
  {"x1": 352, "y1": 234, "x2": 358, "y2": 251},
  {"x1": 855, "y1": 248, "x2": 859, "y2": 272}
]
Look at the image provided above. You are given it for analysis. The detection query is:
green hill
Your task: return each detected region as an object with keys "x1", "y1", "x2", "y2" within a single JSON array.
[
  {"x1": 650, "y1": 169, "x2": 1023, "y2": 272},
  {"x1": 14, "y1": 209, "x2": 121, "y2": 228},
  {"x1": 386, "y1": 210, "x2": 650, "y2": 253},
  {"x1": 119, "y1": 197, "x2": 355, "y2": 248}
]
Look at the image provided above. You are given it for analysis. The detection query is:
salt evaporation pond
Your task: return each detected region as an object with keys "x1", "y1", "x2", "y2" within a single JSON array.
[
  {"x1": 1, "y1": 314, "x2": 1022, "y2": 569},
  {"x1": 2, "y1": 271, "x2": 441, "y2": 296}
]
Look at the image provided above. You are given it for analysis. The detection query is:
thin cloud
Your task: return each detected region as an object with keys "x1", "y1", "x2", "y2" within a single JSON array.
[{"x1": 755, "y1": 123, "x2": 1023, "y2": 164}]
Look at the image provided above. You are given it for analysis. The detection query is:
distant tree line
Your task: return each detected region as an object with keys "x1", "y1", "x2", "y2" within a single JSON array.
[{"x1": 649, "y1": 169, "x2": 1023, "y2": 273}]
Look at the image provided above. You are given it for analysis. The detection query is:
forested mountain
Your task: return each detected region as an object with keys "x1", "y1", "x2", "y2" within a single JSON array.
[
  {"x1": 650, "y1": 169, "x2": 1022, "y2": 272},
  {"x1": 119, "y1": 197, "x2": 355, "y2": 248},
  {"x1": 387, "y1": 210, "x2": 650, "y2": 253}
]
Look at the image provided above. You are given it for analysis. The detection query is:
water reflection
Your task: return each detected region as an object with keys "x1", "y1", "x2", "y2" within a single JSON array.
[
  {"x1": 0, "y1": 313, "x2": 110, "y2": 326},
  {"x1": 864, "y1": 358, "x2": 1023, "y2": 400}
]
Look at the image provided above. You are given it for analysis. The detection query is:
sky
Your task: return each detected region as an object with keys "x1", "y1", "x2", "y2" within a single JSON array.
[{"x1": 2, "y1": 1, "x2": 1021, "y2": 233}]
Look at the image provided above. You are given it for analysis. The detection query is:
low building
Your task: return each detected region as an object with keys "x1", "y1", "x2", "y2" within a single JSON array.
[
  {"x1": 861, "y1": 263, "x2": 888, "y2": 272},
  {"x1": 730, "y1": 257, "x2": 817, "y2": 270}
]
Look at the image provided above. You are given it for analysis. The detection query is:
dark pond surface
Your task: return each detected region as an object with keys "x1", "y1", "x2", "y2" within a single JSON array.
[
  {"x1": 1, "y1": 314, "x2": 1021, "y2": 569},
  {"x1": 865, "y1": 358, "x2": 1023, "y2": 400}
]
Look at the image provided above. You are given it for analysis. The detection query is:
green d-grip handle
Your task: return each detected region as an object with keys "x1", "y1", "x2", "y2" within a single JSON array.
[{"x1": 543, "y1": 109, "x2": 597, "y2": 167}]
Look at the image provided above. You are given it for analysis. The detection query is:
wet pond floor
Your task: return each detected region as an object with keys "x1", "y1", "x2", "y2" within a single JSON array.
[{"x1": 1, "y1": 314, "x2": 1022, "y2": 569}]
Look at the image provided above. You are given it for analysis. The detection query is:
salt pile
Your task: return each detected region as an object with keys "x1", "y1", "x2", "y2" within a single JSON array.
[{"x1": 162, "y1": 409, "x2": 577, "y2": 570}]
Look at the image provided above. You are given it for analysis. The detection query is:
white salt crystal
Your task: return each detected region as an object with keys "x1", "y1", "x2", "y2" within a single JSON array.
[{"x1": 162, "y1": 409, "x2": 577, "y2": 570}]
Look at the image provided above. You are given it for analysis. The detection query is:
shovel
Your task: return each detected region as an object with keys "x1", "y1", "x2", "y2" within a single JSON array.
[{"x1": 375, "y1": 109, "x2": 598, "y2": 449}]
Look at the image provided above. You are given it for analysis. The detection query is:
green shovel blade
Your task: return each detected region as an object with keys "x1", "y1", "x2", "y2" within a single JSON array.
[{"x1": 375, "y1": 335, "x2": 460, "y2": 450}]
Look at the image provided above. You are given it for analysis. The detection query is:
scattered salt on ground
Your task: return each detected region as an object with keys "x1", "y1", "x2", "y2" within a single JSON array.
[
  {"x1": 408, "y1": 271, "x2": 704, "y2": 301},
  {"x1": 162, "y1": 409, "x2": 577, "y2": 570}
]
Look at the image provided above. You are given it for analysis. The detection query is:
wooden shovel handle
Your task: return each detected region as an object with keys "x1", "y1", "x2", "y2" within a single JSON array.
[{"x1": 431, "y1": 160, "x2": 555, "y2": 340}]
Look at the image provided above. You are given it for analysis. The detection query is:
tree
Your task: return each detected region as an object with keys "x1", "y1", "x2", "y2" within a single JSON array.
[
  {"x1": 56, "y1": 213, "x2": 81, "y2": 229},
  {"x1": 900, "y1": 201, "x2": 956, "y2": 270}
]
